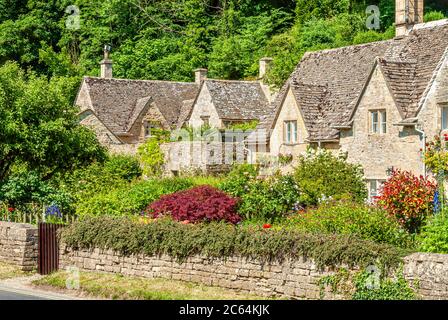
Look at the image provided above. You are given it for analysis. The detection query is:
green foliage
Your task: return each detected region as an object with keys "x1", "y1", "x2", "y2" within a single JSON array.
[
  {"x1": 283, "y1": 201, "x2": 414, "y2": 248},
  {"x1": 138, "y1": 135, "x2": 168, "y2": 177},
  {"x1": 61, "y1": 215, "x2": 404, "y2": 270},
  {"x1": 418, "y1": 212, "x2": 448, "y2": 254},
  {"x1": 1, "y1": 1, "x2": 443, "y2": 87},
  {"x1": 218, "y1": 164, "x2": 259, "y2": 198},
  {"x1": 0, "y1": 167, "x2": 72, "y2": 210},
  {"x1": 319, "y1": 266, "x2": 417, "y2": 300},
  {"x1": 103, "y1": 155, "x2": 142, "y2": 182},
  {"x1": 0, "y1": 62, "x2": 105, "y2": 183},
  {"x1": 424, "y1": 11, "x2": 446, "y2": 22},
  {"x1": 219, "y1": 164, "x2": 300, "y2": 221},
  {"x1": 226, "y1": 120, "x2": 259, "y2": 131},
  {"x1": 352, "y1": 270, "x2": 416, "y2": 300},
  {"x1": 75, "y1": 178, "x2": 194, "y2": 217},
  {"x1": 294, "y1": 148, "x2": 367, "y2": 207}
]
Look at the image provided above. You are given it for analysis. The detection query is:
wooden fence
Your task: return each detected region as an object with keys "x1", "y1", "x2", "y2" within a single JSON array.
[{"x1": 0, "y1": 203, "x2": 76, "y2": 225}]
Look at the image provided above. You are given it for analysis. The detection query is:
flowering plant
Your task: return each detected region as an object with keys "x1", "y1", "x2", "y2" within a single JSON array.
[
  {"x1": 423, "y1": 135, "x2": 448, "y2": 176},
  {"x1": 145, "y1": 185, "x2": 241, "y2": 224},
  {"x1": 375, "y1": 169, "x2": 437, "y2": 233}
]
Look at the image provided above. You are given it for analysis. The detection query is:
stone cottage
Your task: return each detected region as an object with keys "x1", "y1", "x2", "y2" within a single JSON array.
[
  {"x1": 75, "y1": 51, "x2": 275, "y2": 172},
  {"x1": 260, "y1": 0, "x2": 448, "y2": 199},
  {"x1": 75, "y1": 56, "x2": 200, "y2": 154}
]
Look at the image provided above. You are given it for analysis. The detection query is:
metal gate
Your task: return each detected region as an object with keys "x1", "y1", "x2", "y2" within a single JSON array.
[{"x1": 38, "y1": 223, "x2": 63, "y2": 275}]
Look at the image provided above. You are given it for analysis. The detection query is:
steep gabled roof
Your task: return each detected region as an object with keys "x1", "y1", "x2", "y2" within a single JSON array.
[
  {"x1": 265, "y1": 19, "x2": 448, "y2": 141},
  {"x1": 204, "y1": 80, "x2": 272, "y2": 120},
  {"x1": 76, "y1": 77, "x2": 200, "y2": 135}
]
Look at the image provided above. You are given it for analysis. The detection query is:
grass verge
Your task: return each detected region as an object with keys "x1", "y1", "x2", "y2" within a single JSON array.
[
  {"x1": 33, "y1": 270, "x2": 270, "y2": 300},
  {"x1": 0, "y1": 262, "x2": 30, "y2": 280}
]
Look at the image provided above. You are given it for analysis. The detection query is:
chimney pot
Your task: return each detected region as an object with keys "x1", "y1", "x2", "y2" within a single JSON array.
[
  {"x1": 395, "y1": 0, "x2": 424, "y2": 37},
  {"x1": 194, "y1": 68, "x2": 208, "y2": 84},
  {"x1": 100, "y1": 45, "x2": 113, "y2": 78},
  {"x1": 259, "y1": 57, "x2": 273, "y2": 80}
]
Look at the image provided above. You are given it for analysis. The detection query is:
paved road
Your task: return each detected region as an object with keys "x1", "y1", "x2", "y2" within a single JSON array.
[{"x1": 0, "y1": 289, "x2": 47, "y2": 300}]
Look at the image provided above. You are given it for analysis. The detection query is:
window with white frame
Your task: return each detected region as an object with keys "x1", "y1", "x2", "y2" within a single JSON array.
[
  {"x1": 442, "y1": 106, "x2": 448, "y2": 130},
  {"x1": 284, "y1": 120, "x2": 298, "y2": 144},
  {"x1": 370, "y1": 110, "x2": 386, "y2": 134},
  {"x1": 368, "y1": 179, "x2": 385, "y2": 202}
]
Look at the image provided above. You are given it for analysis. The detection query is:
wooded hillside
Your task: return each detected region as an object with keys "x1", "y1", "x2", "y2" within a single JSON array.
[{"x1": 0, "y1": 0, "x2": 446, "y2": 88}]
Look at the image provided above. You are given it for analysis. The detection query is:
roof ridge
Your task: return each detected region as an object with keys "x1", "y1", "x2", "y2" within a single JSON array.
[
  {"x1": 84, "y1": 76, "x2": 197, "y2": 86},
  {"x1": 302, "y1": 38, "x2": 395, "y2": 57},
  {"x1": 205, "y1": 79, "x2": 262, "y2": 84}
]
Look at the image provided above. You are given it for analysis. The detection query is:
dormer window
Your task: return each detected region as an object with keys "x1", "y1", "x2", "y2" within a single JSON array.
[{"x1": 370, "y1": 110, "x2": 386, "y2": 134}]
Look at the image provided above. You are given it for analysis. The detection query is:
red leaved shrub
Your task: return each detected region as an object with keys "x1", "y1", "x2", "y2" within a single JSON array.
[
  {"x1": 375, "y1": 169, "x2": 437, "y2": 233},
  {"x1": 146, "y1": 185, "x2": 241, "y2": 224}
]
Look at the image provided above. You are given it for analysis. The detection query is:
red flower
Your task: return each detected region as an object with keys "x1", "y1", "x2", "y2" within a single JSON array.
[
  {"x1": 263, "y1": 223, "x2": 271, "y2": 229},
  {"x1": 444, "y1": 136, "x2": 448, "y2": 141},
  {"x1": 7, "y1": 207, "x2": 14, "y2": 212}
]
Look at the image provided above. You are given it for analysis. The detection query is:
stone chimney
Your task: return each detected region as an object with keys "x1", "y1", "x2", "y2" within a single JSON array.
[
  {"x1": 396, "y1": 0, "x2": 424, "y2": 37},
  {"x1": 259, "y1": 57, "x2": 273, "y2": 80},
  {"x1": 194, "y1": 68, "x2": 208, "y2": 84},
  {"x1": 100, "y1": 44, "x2": 113, "y2": 78}
]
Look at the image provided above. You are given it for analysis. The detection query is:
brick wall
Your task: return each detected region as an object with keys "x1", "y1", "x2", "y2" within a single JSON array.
[{"x1": 0, "y1": 222, "x2": 38, "y2": 271}]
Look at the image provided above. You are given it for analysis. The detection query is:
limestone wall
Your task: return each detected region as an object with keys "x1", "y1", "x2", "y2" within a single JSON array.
[
  {"x1": 60, "y1": 245, "x2": 448, "y2": 300},
  {"x1": 0, "y1": 222, "x2": 38, "y2": 271}
]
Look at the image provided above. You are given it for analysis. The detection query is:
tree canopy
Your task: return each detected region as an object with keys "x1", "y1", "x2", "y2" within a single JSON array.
[{"x1": 0, "y1": 0, "x2": 445, "y2": 87}]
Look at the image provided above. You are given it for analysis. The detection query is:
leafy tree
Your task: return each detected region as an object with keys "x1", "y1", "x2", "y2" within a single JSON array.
[{"x1": 0, "y1": 62, "x2": 105, "y2": 184}]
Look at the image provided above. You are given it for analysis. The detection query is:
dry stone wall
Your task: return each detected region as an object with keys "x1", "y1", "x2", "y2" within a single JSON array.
[
  {"x1": 60, "y1": 246, "x2": 448, "y2": 300},
  {"x1": 0, "y1": 222, "x2": 38, "y2": 271},
  {"x1": 1, "y1": 221, "x2": 448, "y2": 299}
]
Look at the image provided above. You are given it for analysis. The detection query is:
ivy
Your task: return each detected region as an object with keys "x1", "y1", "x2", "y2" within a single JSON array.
[{"x1": 61, "y1": 216, "x2": 406, "y2": 271}]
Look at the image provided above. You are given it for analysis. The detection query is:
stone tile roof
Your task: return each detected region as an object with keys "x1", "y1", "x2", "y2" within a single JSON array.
[
  {"x1": 204, "y1": 80, "x2": 272, "y2": 120},
  {"x1": 264, "y1": 19, "x2": 448, "y2": 141},
  {"x1": 78, "y1": 77, "x2": 199, "y2": 134}
]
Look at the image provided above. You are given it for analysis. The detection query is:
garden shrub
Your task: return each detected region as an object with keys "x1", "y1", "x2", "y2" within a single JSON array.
[
  {"x1": 282, "y1": 201, "x2": 414, "y2": 248},
  {"x1": 218, "y1": 164, "x2": 259, "y2": 198},
  {"x1": 294, "y1": 148, "x2": 367, "y2": 207},
  {"x1": 0, "y1": 167, "x2": 73, "y2": 211},
  {"x1": 219, "y1": 165, "x2": 300, "y2": 221},
  {"x1": 58, "y1": 154, "x2": 142, "y2": 204},
  {"x1": 351, "y1": 270, "x2": 416, "y2": 300},
  {"x1": 375, "y1": 169, "x2": 436, "y2": 234},
  {"x1": 103, "y1": 154, "x2": 142, "y2": 182},
  {"x1": 236, "y1": 174, "x2": 300, "y2": 221},
  {"x1": 146, "y1": 185, "x2": 241, "y2": 224},
  {"x1": 319, "y1": 267, "x2": 416, "y2": 300},
  {"x1": 138, "y1": 131, "x2": 169, "y2": 177},
  {"x1": 76, "y1": 178, "x2": 194, "y2": 217},
  {"x1": 418, "y1": 211, "x2": 448, "y2": 254},
  {"x1": 61, "y1": 216, "x2": 404, "y2": 271}
]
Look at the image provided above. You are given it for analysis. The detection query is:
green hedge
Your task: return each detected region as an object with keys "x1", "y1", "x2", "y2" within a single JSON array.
[
  {"x1": 61, "y1": 216, "x2": 406, "y2": 271},
  {"x1": 75, "y1": 178, "x2": 194, "y2": 217}
]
